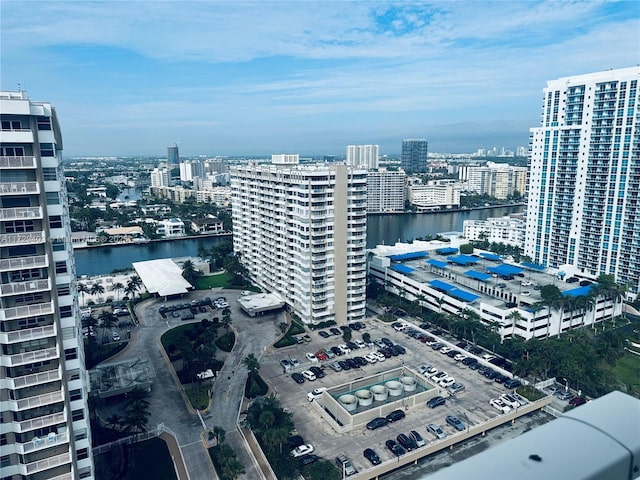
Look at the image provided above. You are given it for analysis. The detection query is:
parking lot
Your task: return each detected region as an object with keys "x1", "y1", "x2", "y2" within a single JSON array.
[{"x1": 262, "y1": 316, "x2": 547, "y2": 475}]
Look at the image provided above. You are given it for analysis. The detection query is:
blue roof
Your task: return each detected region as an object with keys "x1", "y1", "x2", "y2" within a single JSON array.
[
  {"x1": 521, "y1": 262, "x2": 546, "y2": 271},
  {"x1": 487, "y1": 264, "x2": 523, "y2": 276},
  {"x1": 429, "y1": 279, "x2": 456, "y2": 291},
  {"x1": 563, "y1": 284, "x2": 596, "y2": 298},
  {"x1": 464, "y1": 270, "x2": 492, "y2": 281},
  {"x1": 427, "y1": 259, "x2": 448, "y2": 269},
  {"x1": 436, "y1": 247, "x2": 458, "y2": 255},
  {"x1": 388, "y1": 251, "x2": 429, "y2": 262},
  {"x1": 448, "y1": 289, "x2": 480, "y2": 302},
  {"x1": 391, "y1": 264, "x2": 414, "y2": 274},
  {"x1": 447, "y1": 255, "x2": 479, "y2": 266},
  {"x1": 479, "y1": 252, "x2": 501, "y2": 261}
]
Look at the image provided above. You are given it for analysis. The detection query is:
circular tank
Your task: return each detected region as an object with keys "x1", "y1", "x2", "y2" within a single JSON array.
[
  {"x1": 370, "y1": 385, "x2": 388, "y2": 401},
  {"x1": 400, "y1": 376, "x2": 417, "y2": 392},
  {"x1": 338, "y1": 394, "x2": 359, "y2": 412},
  {"x1": 355, "y1": 389, "x2": 373, "y2": 406},
  {"x1": 385, "y1": 380, "x2": 403, "y2": 396}
]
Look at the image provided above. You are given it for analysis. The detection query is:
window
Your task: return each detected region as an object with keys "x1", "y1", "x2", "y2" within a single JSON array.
[
  {"x1": 68, "y1": 368, "x2": 80, "y2": 381},
  {"x1": 46, "y1": 191, "x2": 60, "y2": 205},
  {"x1": 74, "y1": 428, "x2": 87, "y2": 441},
  {"x1": 39, "y1": 143, "x2": 54, "y2": 156},
  {"x1": 1, "y1": 120, "x2": 22, "y2": 130},
  {"x1": 49, "y1": 215, "x2": 63, "y2": 229},
  {"x1": 72, "y1": 409, "x2": 84, "y2": 422},
  {"x1": 52, "y1": 240, "x2": 66, "y2": 252},
  {"x1": 70, "y1": 389, "x2": 83, "y2": 401},
  {"x1": 60, "y1": 306, "x2": 73, "y2": 318},
  {"x1": 0, "y1": 455, "x2": 10, "y2": 468},
  {"x1": 55, "y1": 261, "x2": 67, "y2": 274},
  {"x1": 1, "y1": 146, "x2": 25, "y2": 156},
  {"x1": 57, "y1": 283, "x2": 70, "y2": 296},
  {"x1": 37, "y1": 117, "x2": 52, "y2": 130},
  {"x1": 65, "y1": 348, "x2": 78, "y2": 361},
  {"x1": 43, "y1": 167, "x2": 57, "y2": 181}
]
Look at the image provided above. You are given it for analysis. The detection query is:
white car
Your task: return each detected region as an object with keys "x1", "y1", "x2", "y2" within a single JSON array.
[
  {"x1": 373, "y1": 352, "x2": 386, "y2": 362},
  {"x1": 438, "y1": 376, "x2": 455, "y2": 388},
  {"x1": 521, "y1": 291, "x2": 531, "y2": 296},
  {"x1": 425, "y1": 367, "x2": 438, "y2": 377},
  {"x1": 364, "y1": 353, "x2": 378, "y2": 364},
  {"x1": 393, "y1": 323, "x2": 407, "y2": 332},
  {"x1": 454, "y1": 354, "x2": 467, "y2": 362},
  {"x1": 291, "y1": 444, "x2": 315, "y2": 457},
  {"x1": 301, "y1": 370, "x2": 317, "y2": 381},
  {"x1": 307, "y1": 387, "x2": 328, "y2": 401},
  {"x1": 338, "y1": 344, "x2": 351, "y2": 355},
  {"x1": 305, "y1": 352, "x2": 319, "y2": 363},
  {"x1": 431, "y1": 371, "x2": 448, "y2": 382},
  {"x1": 354, "y1": 339, "x2": 366, "y2": 349},
  {"x1": 439, "y1": 347, "x2": 451, "y2": 355},
  {"x1": 112, "y1": 332, "x2": 121, "y2": 341},
  {"x1": 521, "y1": 280, "x2": 532, "y2": 286},
  {"x1": 418, "y1": 364, "x2": 433, "y2": 375},
  {"x1": 290, "y1": 358, "x2": 300, "y2": 368},
  {"x1": 489, "y1": 398, "x2": 512, "y2": 414},
  {"x1": 499, "y1": 393, "x2": 521, "y2": 409}
]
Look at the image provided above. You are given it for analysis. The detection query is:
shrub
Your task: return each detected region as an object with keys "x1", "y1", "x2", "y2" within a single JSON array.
[
  {"x1": 216, "y1": 332, "x2": 235, "y2": 352},
  {"x1": 245, "y1": 373, "x2": 268, "y2": 398}
]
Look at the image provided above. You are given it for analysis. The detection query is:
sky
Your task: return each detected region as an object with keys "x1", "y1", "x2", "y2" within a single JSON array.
[{"x1": 1, "y1": 1, "x2": 639, "y2": 157}]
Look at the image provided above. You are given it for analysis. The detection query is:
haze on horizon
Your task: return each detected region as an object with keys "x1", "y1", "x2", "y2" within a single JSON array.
[{"x1": 1, "y1": 1, "x2": 638, "y2": 158}]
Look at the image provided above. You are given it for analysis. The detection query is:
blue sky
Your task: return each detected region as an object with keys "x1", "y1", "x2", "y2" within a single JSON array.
[{"x1": 2, "y1": 1, "x2": 638, "y2": 157}]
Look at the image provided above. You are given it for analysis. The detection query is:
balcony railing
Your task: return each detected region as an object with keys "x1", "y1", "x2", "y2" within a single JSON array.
[
  {"x1": 25, "y1": 452, "x2": 72, "y2": 475},
  {"x1": 3, "y1": 347, "x2": 58, "y2": 367},
  {"x1": 0, "y1": 324, "x2": 56, "y2": 344},
  {"x1": 17, "y1": 411, "x2": 66, "y2": 433},
  {"x1": 0, "y1": 206, "x2": 42, "y2": 220},
  {"x1": 1, "y1": 278, "x2": 50, "y2": 296},
  {"x1": 0, "y1": 230, "x2": 46, "y2": 247},
  {"x1": 16, "y1": 430, "x2": 68, "y2": 454},
  {"x1": 0, "y1": 300, "x2": 54, "y2": 320},
  {"x1": 0, "y1": 181, "x2": 39, "y2": 195},
  {"x1": 0, "y1": 254, "x2": 48, "y2": 272},
  {"x1": 7, "y1": 368, "x2": 61, "y2": 390},
  {"x1": 11, "y1": 390, "x2": 64, "y2": 412},
  {"x1": 0, "y1": 156, "x2": 37, "y2": 169}
]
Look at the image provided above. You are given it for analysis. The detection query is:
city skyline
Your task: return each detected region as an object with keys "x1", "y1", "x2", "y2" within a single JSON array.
[{"x1": 1, "y1": 1, "x2": 638, "y2": 157}]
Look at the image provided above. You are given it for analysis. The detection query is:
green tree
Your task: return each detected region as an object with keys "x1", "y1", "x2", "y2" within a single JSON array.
[
  {"x1": 106, "y1": 413, "x2": 121, "y2": 430},
  {"x1": 342, "y1": 328, "x2": 352, "y2": 343},
  {"x1": 125, "y1": 275, "x2": 142, "y2": 300},
  {"x1": 181, "y1": 259, "x2": 200, "y2": 285},
  {"x1": 303, "y1": 460, "x2": 341, "y2": 480},
  {"x1": 90, "y1": 282, "x2": 105, "y2": 301},
  {"x1": 212, "y1": 425, "x2": 226, "y2": 446},
  {"x1": 98, "y1": 311, "x2": 118, "y2": 343},
  {"x1": 243, "y1": 353, "x2": 260, "y2": 375},
  {"x1": 110, "y1": 282, "x2": 124, "y2": 301},
  {"x1": 507, "y1": 310, "x2": 523, "y2": 340},
  {"x1": 78, "y1": 283, "x2": 89, "y2": 306},
  {"x1": 222, "y1": 308, "x2": 232, "y2": 334}
]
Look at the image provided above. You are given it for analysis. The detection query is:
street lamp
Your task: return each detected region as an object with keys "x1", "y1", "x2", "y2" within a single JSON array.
[{"x1": 562, "y1": 377, "x2": 569, "y2": 392}]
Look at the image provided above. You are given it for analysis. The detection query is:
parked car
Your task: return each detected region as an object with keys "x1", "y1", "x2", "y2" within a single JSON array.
[
  {"x1": 489, "y1": 398, "x2": 512, "y2": 413},
  {"x1": 305, "y1": 352, "x2": 318, "y2": 363},
  {"x1": 338, "y1": 360, "x2": 351, "y2": 371},
  {"x1": 381, "y1": 337, "x2": 394, "y2": 347},
  {"x1": 309, "y1": 366, "x2": 325, "y2": 379},
  {"x1": 409, "y1": 430, "x2": 426, "y2": 447},
  {"x1": 454, "y1": 353, "x2": 467, "y2": 362},
  {"x1": 290, "y1": 358, "x2": 300, "y2": 368},
  {"x1": 328, "y1": 362, "x2": 342, "y2": 372},
  {"x1": 354, "y1": 339, "x2": 366, "y2": 349},
  {"x1": 298, "y1": 454, "x2": 319, "y2": 466},
  {"x1": 111, "y1": 332, "x2": 121, "y2": 341},
  {"x1": 366, "y1": 417, "x2": 389, "y2": 430},
  {"x1": 292, "y1": 444, "x2": 314, "y2": 457},
  {"x1": 353, "y1": 356, "x2": 367, "y2": 367},
  {"x1": 363, "y1": 448, "x2": 381, "y2": 465},
  {"x1": 364, "y1": 353, "x2": 378, "y2": 364},
  {"x1": 373, "y1": 351, "x2": 386, "y2": 362},
  {"x1": 385, "y1": 439, "x2": 406, "y2": 457},
  {"x1": 446, "y1": 415, "x2": 465, "y2": 431},
  {"x1": 426, "y1": 423, "x2": 446, "y2": 439},
  {"x1": 418, "y1": 364, "x2": 433, "y2": 375},
  {"x1": 499, "y1": 393, "x2": 521, "y2": 409},
  {"x1": 426, "y1": 396, "x2": 446, "y2": 408},
  {"x1": 280, "y1": 359, "x2": 292, "y2": 371},
  {"x1": 307, "y1": 387, "x2": 328, "y2": 401},
  {"x1": 440, "y1": 346, "x2": 451, "y2": 355},
  {"x1": 448, "y1": 382, "x2": 466, "y2": 394},
  {"x1": 386, "y1": 409, "x2": 406, "y2": 422},
  {"x1": 569, "y1": 396, "x2": 587, "y2": 407},
  {"x1": 462, "y1": 357, "x2": 478, "y2": 366},
  {"x1": 504, "y1": 378, "x2": 522, "y2": 389},
  {"x1": 331, "y1": 346, "x2": 343, "y2": 357},
  {"x1": 323, "y1": 348, "x2": 335, "y2": 359},
  {"x1": 329, "y1": 327, "x2": 342, "y2": 335},
  {"x1": 335, "y1": 454, "x2": 356, "y2": 476},
  {"x1": 345, "y1": 358, "x2": 359, "y2": 369},
  {"x1": 315, "y1": 351, "x2": 328, "y2": 361},
  {"x1": 397, "y1": 433, "x2": 418, "y2": 451},
  {"x1": 391, "y1": 344, "x2": 406, "y2": 355},
  {"x1": 318, "y1": 330, "x2": 330, "y2": 338},
  {"x1": 431, "y1": 371, "x2": 448, "y2": 382},
  {"x1": 291, "y1": 372, "x2": 305, "y2": 384},
  {"x1": 556, "y1": 390, "x2": 574, "y2": 401},
  {"x1": 438, "y1": 377, "x2": 455, "y2": 388},
  {"x1": 287, "y1": 435, "x2": 305, "y2": 449}
]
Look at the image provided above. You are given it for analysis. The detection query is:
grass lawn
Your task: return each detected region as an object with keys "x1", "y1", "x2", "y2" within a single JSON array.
[
  {"x1": 516, "y1": 385, "x2": 545, "y2": 402},
  {"x1": 185, "y1": 385, "x2": 210, "y2": 410},
  {"x1": 194, "y1": 272, "x2": 233, "y2": 289},
  {"x1": 612, "y1": 353, "x2": 640, "y2": 396},
  {"x1": 122, "y1": 438, "x2": 177, "y2": 480},
  {"x1": 160, "y1": 323, "x2": 198, "y2": 352}
]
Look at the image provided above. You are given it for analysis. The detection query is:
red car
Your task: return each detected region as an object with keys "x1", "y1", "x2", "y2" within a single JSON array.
[
  {"x1": 315, "y1": 351, "x2": 328, "y2": 361},
  {"x1": 569, "y1": 396, "x2": 587, "y2": 407}
]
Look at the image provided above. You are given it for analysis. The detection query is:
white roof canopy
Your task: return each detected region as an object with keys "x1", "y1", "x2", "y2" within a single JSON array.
[{"x1": 132, "y1": 259, "x2": 192, "y2": 297}]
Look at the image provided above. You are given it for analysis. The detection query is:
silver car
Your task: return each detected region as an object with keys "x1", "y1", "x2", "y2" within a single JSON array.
[{"x1": 427, "y1": 423, "x2": 446, "y2": 439}]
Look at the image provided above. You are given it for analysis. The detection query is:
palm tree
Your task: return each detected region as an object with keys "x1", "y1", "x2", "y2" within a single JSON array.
[
  {"x1": 507, "y1": 310, "x2": 523, "y2": 339},
  {"x1": 110, "y1": 282, "x2": 124, "y2": 301},
  {"x1": 125, "y1": 275, "x2": 142, "y2": 300},
  {"x1": 106, "y1": 413, "x2": 122, "y2": 430},
  {"x1": 540, "y1": 284, "x2": 562, "y2": 338},
  {"x1": 181, "y1": 259, "x2": 199, "y2": 285},
  {"x1": 90, "y1": 283, "x2": 105, "y2": 302},
  {"x1": 212, "y1": 425, "x2": 226, "y2": 446},
  {"x1": 222, "y1": 308, "x2": 232, "y2": 334},
  {"x1": 98, "y1": 311, "x2": 118, "y2": 343},
  {"x1": 78, "y1": 283, "x2": 89, "y2": 306},
  {"x1": 243, "y1": 353, "x2": 260, "y2": 375}
]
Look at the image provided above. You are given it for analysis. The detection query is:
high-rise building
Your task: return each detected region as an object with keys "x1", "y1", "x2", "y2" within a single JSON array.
[
  {"x1": 167, "y1": 143, "x2": 179, "y2": 166},
  {"x1": 366, "y1": 169, "x2": 406, "y2": 213},
  {"x1": 462, "y1": 162, "x2": 527, "y2": 199},
  {"x1": 525, "y1": 67, "x2": 640, "y2": 296},
  {"x1": 401, "y1": 138, "x2": 428, "y2": 174},
  {"x1": 150, "y1": 167, "x2": 170, "y2": 187},
  {"x1": 231, "y1": 156, "x2": 367, "y2": 325},
  {"x1": 0, "y1": 91, "x2": 94, "y2": 478},
  {"x1": 346, "y1": 145, "x2": 379, "y2": 170}
]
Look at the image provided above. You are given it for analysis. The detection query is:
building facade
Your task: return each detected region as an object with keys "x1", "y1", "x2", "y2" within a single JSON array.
[
  {"x1": 346, "y1": 145, "x2": 379, "y2": 170},
  {"x1": 150, "y1": 167, "x2": 170, "y2": 188},
  {"x1": 462, "y1": 162, "x2": 527, "y2": 199},
  {"x1": 525, "y1": 67, "x2": 640, "y2": 296},
  {"x1": 401, "y1": 138, "x2": 428, "y2": 174},
  {"x1": 167, "y1": 144, "x2": 179, "y2": 166},
  {"x1": 407, "y1": 180, "x2": 462, "y2": 211},
  {"x1": 366, "y1": 169, "x2": 406, "y2": 213},
  {"x1": 0, "y1": 91, "x2": 94, "y2": 479},
  {"x1": 463, "y1": 214, "x2": 526, "y2": 247},
  {"x1": 231, "y1": 158, "x2": 367, "y2": 325}
]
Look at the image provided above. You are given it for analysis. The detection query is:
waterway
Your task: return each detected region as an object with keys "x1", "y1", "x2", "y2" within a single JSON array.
[{"x1": 74, "y1": 205, "x2": 524, "y2": 276}]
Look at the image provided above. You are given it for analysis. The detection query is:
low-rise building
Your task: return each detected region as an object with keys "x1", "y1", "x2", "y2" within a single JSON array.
[
  {"x1": 155, "y1": 218, "x2": 185, "y2": 237},
  {"x1": 463, "y1": 214, "x2": 526, "y2": 247},
  {"x1": 191, "y1": 217, "x2": 224, "y2": 234},
  {"x1": 407, "y1": 180, "x2": 462, "y2": 211}
]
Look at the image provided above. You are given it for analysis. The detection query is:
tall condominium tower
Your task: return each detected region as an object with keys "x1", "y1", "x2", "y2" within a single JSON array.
[
  {"x1": 0, "y1": 92, "x2": 94, "y2": 478},
  {"x1": 346, "y1": 145, "x2": 379, "y2": 170},
  {"x1": 167, "y1": 143, "x2": 179, "y2": 166},
  {"x1": 366, "y1": 169, "x2": 406, "y2": 213},
  {"x1": 525, "y1": 67, "x2": 640, "y2": 296},
  {"x1": 401, "y1": 138, "x2": 428, "y2": 174},
  {"x1": 231, "y1": 156, "x2": 367, "y2": 325}
]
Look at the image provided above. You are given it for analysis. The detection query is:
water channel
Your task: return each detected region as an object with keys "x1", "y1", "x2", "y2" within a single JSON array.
[{"x1": 74, "y1": 205, "x2": 524, "y2": 276}]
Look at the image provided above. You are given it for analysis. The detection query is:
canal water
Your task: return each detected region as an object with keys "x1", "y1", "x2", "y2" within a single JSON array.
[{"x1": 74, "y1": 205, "x2": 523, "y2": 276}]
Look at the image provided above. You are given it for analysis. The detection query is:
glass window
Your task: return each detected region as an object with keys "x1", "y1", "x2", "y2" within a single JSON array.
[
  {"x1": 49, "y1": 215, "x2": 63, "y2": 229},
  {"x1": 65, "y1": 348, "x2": 78, "y2": 361},
  {"x1": 46, "y1": 191, "x2": 60, "y2": 205},
  {"x1": 72, "y1": 409, "x2": 84, "y2": 421},
  {"x1": 55, "y1": 261, "x2": 67, "y2": 274},
  {"x1": 43, "y1": 167, "x2": 57, "y2": 181},
  {"x1": 37, "y1": 117, "x2": 52, "y2": 130},
  {"x1": 60, "y1": 306, "x2": 73, "y2": 318},
  {"x1": 39, "y1": 143, "x2": 54, "y2": 156}
]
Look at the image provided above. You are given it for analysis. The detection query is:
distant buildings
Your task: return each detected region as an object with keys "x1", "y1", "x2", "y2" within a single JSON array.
[
  {"x1": 155, "y1": 217, "x2": 185, "y2": 237},
  {"x1": 463, "y1": 214, "x2": 526, "y2": 247},
  {"x1": 150, "y1": 167, "x2": 170, "y2": 188},
  {"x1": 346, "y1": 145, "x2": 379, "y2": 170},
  {"x1": 407, "y1": 180, "x2": 463, "y2": 211},
  {"x1": 231, "y1": 155, "x2": 367, "y2": 325},
  {"x1": 0, "y1": 91, "x2": 94, "y2": 478},
  {"x1": 179, "y1": 160, "x2": 205, "y2": 182},
  {"x1": 525, "y1": 66, "x2": 640, "y2": 297},
  {"x1": 401, "y1": 138, "x2": 429, "y2": 174},
  {"x1": 459, "y1": 162, "x2": 527, "y2": 199},
  {"x1": 366, "y1": 169, "x2": 406, "y2": 213},
  {"x1": 167, "y1": 143, "x2": 180, "y2": 165}
]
